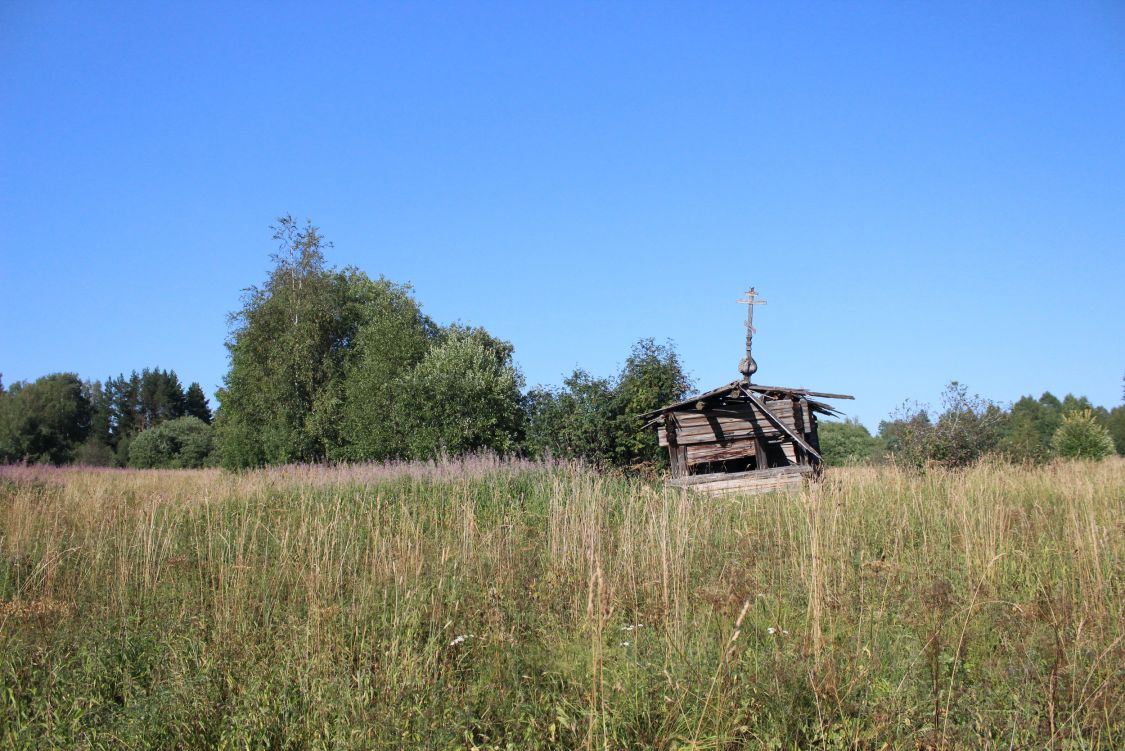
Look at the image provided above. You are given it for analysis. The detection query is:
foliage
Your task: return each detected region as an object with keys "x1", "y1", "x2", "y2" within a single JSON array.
[
  {"x1": 610, "y1": 338, "x2": 693, "y2": 467},
  {"x1": 882, "y1": 382, "x2": 1006, "y2": 468},
  {"x1": 87, "y1": 368, "x2": 200, "y2": 464},
  {"x1": 74, "y1": 438, "x2": 116, "y2": 466},
  {"x1": 84, "y1": 380, "x2": 111, "y2": 448},
  {"x1": 127, "y1": 417, "x2": 215, "y2": 469},
  {"x1": 525, "y1": 338, "x2": 692, "y2": 469},
  {"x1": 878, "y1": 410, "x2": 931, "y2": 457},
  {"x1": 393, "y1": 326, "x2": 525, "y2": 459},
  {"x1": 1108, "y1": 404, "x2": 1125, "y2": 456},
  {"x1": 525, "y1": 370, "x2": 619, "y2": 465},
  {"x1": 1, "y1": 459, "x2": 1122, "y2": 747},
  {"x1": 999, "y1": 396, "x2": 1052, "y2": 463},
  {"x1": 217, "y1": 218, "x2": 529, "y2": 468},
  {"x1": 105, "y1": 368, "x2": 187, "y2": 434},
  {"x1": 818, "y1": 418, "x2": 884, "y2": 466},
  {"x1": 998, "y1": 392, "x2": 1114, "y2": 462},
  {"x1": 0, "y1": 373, "x2": 91, "y2": 464},
  {"x1": 334, "y1": 276, "x2": 437, "y2": 461},
  {"x1": 184, "y1": 383, "x2": 212, "y2": 424},
  {"x1": 1051, "y1": 409, "x2": 1116, "y2": 460},
  {"x1": 217, "y1": 217, "x2": 361, "y2": 467}
]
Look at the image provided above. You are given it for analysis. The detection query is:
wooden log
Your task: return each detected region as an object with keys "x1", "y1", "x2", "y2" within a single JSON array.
[
  {"x1": 669, "y1": 405, "x2": 797, "y2": 445},
  {"x1": 670, "y1": 464, "x2": 814, "y2": 496},
  {"x1": 670, "y1": 419, "x2": 791, "y2": 437},
  {"x1": 670, "y1": 421, "x2": 794, "y2": 439},
  {"x1": 807, "y1": 409, "x2": 821, "y2": 455},
  {"x1": 686, "y1": 474, "x2": 806, "y2": 497},
  {"x1": 797, "y1": 396, "x2": 821, "y2": 465},
  {"x1": 684, "y1": 440, "x2": 758, "y2": 465},
  {"x1": 672, "y1": 403, "x2": 794, "y2": 426},
  {"x1": 791, "y1": 397, "x2": 806, "y2": 464},
  {"x1": 670, "y1": 463, "x2": 814, "y2": 487},
  {"x1": 671, "y1": 425, "x2": 783, "y2": 447},
  {"x1": 667, "y1": 426, "x2": 684, "y2": 478}
]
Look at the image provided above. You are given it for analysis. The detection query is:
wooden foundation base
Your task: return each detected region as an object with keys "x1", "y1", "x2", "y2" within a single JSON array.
[{"x1": 668, "y1": 464, "x2": 815, "y2": 497}]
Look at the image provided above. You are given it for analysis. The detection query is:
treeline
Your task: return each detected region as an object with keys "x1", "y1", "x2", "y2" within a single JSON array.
[
  {"x1": 819, "y1": 382, "x2": 1125, "y2": 467},
  {"x1": 214, "y1": 217, "x2": 690, "y2": 469},
  {"x1": 0, "y1": 218, "x2": 690, "y2": 469},
  {"x1": 3, "y1": 217, "x2": 1121, "y2": 471},
  {"x1": 0, "y1": 369, "x2": 213, "y2": 467}
]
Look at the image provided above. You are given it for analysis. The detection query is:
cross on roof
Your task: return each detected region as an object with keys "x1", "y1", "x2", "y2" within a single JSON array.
[{"x1": 736, "y1": 287, "x2": 766, "y2": 381}]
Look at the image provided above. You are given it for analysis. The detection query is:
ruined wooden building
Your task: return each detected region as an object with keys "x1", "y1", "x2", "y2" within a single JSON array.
[{"x1": 641, "y1": 288, "x2": 853, "y2": 496}]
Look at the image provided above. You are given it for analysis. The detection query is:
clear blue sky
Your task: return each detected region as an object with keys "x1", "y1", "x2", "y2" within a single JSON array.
[{"x1": 2, "y1": 1, "x2": 1123, "y2": 429}]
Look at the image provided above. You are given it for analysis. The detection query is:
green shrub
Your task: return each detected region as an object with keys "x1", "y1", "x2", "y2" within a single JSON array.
[
  {"x1": 1051, "y1": 409, "x2": 1115, "y2": 460},
  {"x1": 523, "y1": 338, "x2": 692, "y2": 469},
  {"x1": 394, "y1": 327, "x2": 526, "y2": 459},
  {"x1": 881, "y1": 382, "x2": 1006, "y2": 468},
  {"x1": 128, "y1": 416, "x2": 214, "y2": 468},
  {"x1": 819, "y1": 419, "x2": 884, "y2": 466},
  {"x1": 74, "y1": 438, "x2": 115, "y2": 466}
]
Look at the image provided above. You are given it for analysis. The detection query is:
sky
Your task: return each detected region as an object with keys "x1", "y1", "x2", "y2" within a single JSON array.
[{"x1": 1, "y1": 1, "x2": 1123, "y2": 430}]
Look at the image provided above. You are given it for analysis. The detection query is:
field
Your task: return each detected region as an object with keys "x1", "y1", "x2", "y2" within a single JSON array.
[{"x1": 1, "y1": 458, "x2": 1122, "y2": 750}]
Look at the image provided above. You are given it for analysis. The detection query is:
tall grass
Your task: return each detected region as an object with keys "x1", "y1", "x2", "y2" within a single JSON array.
[{"x1": 1, "y1": 458, "x2": 1122, "y2": 749}]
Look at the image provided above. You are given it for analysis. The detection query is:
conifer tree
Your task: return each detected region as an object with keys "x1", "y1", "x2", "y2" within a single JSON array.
[{"x1": 184, "y1": 382, "x2": 212, "y2": 424}]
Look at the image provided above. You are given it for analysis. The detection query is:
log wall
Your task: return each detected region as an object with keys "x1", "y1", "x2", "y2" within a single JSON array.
[{"x1": 659, "y1": 397, "x2": 818, "y2": 477}]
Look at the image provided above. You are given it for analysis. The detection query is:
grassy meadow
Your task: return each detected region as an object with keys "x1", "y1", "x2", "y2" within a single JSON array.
[{"x1": 0, "y1": 458, "x2": 1122, "y2": 749}]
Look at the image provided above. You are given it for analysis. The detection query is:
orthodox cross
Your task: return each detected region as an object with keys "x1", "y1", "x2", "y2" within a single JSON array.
[{"x1": 736, "y1": 287, "x2": 767, "y2": 382}]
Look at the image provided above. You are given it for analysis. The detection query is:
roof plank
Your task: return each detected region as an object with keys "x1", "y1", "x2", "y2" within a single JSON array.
[{"x1": 638, "y1": 380, "x2": 853, "y2": 419}]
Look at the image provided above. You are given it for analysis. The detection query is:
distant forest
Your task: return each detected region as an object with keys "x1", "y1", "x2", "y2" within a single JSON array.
[
  {"x1": 820, "y1": 383, "x2": 1123, "y2": 468},
  {"x1": 2, "y1": 217, "x2": 1122, "y2": 470}
]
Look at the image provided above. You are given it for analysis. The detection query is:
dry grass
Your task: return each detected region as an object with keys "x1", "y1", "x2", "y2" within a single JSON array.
[{"x1": 0, "y1": 458, "x2": 1122, "y2": 749}]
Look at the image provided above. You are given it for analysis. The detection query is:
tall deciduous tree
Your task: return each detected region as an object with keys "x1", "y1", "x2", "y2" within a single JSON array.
[
  {"x1": 334, "y1": 276, "x2": 437, "y2": 461},
  {"x1": 217, "y1": 217, "x2": 376, "y2": 467},
  {"x1": 216, "y1": 216, "x2": 531, "y2": 467},
  {"x1": 611, "y1": 338, "x2": 693, "y2": 467},
  {"x1": 75, "y1": 380, "x2": 116, "y2": 465},
  {"x1": 0, "y1": 373, "x2": 91, "y2": 464}
]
